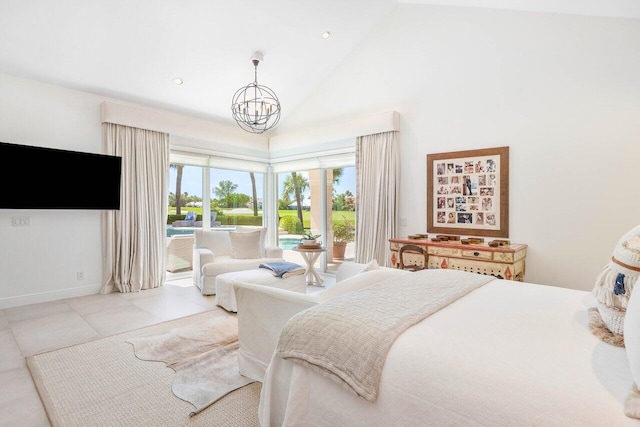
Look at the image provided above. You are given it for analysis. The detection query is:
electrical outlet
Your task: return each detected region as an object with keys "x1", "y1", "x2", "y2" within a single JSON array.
[
  {"x1": 400, "y1": 217, "x2": 408, "y2": 226},
  {"x1": 12, "y1": 216, "x2": 31, "y2": 226},
  {"x1": 77, "y1": 272, "x2": 84, "y2": 281}
]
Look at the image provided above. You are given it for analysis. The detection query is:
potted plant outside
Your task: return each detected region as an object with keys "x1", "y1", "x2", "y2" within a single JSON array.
[
  {"x1": 300, "y1": 231, "x2": 322, "y2": 247},
  {"x1": 332, "y1": 218, "x2": 355, "y2": 259}
]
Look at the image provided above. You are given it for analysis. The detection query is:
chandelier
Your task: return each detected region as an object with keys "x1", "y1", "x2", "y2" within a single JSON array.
[{"x1": 231, "y1": 51, "x2": 281, "y2": 134}]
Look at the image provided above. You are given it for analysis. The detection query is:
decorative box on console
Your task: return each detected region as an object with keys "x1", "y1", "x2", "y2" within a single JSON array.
[{"x1": 389, "y1": 237, "x2": 527, "y2": 281}]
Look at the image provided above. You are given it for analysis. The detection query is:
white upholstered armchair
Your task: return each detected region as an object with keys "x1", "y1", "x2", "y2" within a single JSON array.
[{"x1": 192, "y1": 227, "x2": 284, "y2": 295}]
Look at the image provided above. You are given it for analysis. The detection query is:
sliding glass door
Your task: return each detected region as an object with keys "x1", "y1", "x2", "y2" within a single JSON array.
[
  {"x1": 327, "y1": 166, "x2": 356, "y2": 273},
  {"x1": 276, "y1": 166, "x2": 356, "y2": 274}
]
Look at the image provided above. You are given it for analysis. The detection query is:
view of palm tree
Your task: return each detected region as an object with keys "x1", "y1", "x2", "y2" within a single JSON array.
[
  {"x1": 213, "y1": 180, "x2": 234, "y2": 210},
  {"x1": 170, "y1": 164, "x2": 184, "y2": 215},
  {"x1": 168, "y1": 165, "x2": 354, "y2": 232},
  {"x1": 250, "y1": 172, "x2": 258, "y2": 216},
  {"x1": 288, "y1": 172, "x2": 307, "y2": 224},
  {"x1": 167, "y1": 164, "x2": 356, "y2": 274}
]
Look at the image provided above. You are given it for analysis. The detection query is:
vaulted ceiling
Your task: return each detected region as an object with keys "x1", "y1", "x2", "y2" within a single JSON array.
[{"x1": 1, "y1": 0, "x2": 638, "y2": 132}]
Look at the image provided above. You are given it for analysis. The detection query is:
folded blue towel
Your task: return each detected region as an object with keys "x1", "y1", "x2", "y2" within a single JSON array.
[{"x1": 259, "y1": 261, "x2": 305, "y2": 278}]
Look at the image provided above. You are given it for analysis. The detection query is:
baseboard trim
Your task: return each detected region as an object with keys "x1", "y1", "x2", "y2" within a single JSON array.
[{"x1": 0, "y1": 283, "x2": 102, "y2": 309}]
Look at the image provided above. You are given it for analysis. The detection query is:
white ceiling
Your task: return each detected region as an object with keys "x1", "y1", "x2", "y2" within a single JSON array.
[{"x1": 1, "y1": 0, "x2": 638, "y2": 131}]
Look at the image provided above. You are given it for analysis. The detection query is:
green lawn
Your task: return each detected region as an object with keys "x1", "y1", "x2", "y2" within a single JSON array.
[
  {"x1": 277, "y1": 210, "x2": 355, "y2": 227},
  {"x1": 167, "y1": 207, "x2": 354, "y2": 228},
  {"x1": 168, "y1": 207, "x2": 203, "y2": 215}
]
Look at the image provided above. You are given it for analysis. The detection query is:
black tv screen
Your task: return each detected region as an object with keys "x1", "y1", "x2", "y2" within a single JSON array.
[{"x1": 0, "y1": 141, "x2": 122, "y2": 210}]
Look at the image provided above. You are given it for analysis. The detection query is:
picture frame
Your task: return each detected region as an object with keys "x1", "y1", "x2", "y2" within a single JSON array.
[{"x1": 427, "y1": 146, "x2": 509, "y2": 238}]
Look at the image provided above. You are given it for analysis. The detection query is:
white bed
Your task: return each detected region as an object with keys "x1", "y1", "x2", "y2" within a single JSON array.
[{"x1": 258, "y1": 277, "x2": 639, "y2": 426}]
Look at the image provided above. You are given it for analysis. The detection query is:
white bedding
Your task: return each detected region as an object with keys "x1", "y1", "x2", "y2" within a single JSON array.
[{"x1": 259, "y1": 279, "x2": 639, "y2": 426}]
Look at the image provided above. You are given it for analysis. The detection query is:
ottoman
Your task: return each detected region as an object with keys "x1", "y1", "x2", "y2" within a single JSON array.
[{"x1": 215, "y1": 269, "x2": 307, "y2": 312}]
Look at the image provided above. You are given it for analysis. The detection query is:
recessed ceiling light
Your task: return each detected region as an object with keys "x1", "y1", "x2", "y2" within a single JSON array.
[
  {"x1": 172, "y1": 78, "x2": 184, "y2": 86},
  {"x1": 322, "y1": 31, "x2": 331, "y2": 39}
]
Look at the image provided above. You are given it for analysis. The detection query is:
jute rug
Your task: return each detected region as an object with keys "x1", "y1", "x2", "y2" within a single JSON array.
[{"x1": 26, "y1": 311, "x2": 261, "y2": 427}]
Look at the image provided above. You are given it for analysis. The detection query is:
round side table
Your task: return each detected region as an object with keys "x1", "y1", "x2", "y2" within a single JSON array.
[{"x1": 292, "y1": 246, "x2": 327, "y2": 286}]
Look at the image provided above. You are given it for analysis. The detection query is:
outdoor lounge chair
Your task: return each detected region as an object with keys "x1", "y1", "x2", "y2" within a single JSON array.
[
  {"x1": 166, "y1": 234, "x2": 194, "y2": 272},
  {"x1": 172, "y1": 211, "x2": 197, "y2": 228}
]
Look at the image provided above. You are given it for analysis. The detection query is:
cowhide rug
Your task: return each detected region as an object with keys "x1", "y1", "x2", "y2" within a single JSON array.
[{"x1": 127, "y1": 313, "x2": 256, "y2": 416}]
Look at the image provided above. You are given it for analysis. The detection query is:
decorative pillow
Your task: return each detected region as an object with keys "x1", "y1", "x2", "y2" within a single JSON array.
[
  {"x1": 185, "y1": 212, "x2": 196, "y2": 221},
  {"x1": 363, "y1": 259, "x2": 380, "y2": 272},
  {"x1": 229, "y1": 230, "x2": 262, "y2": 259},
  {"x1": 236, "y1": 226, "x2": 267, "y2": 257},
  {"x1": 335, "y1": 260, "x2": 380, "y2": 283},
  {"x1": 592, "y1": 230, "x2": 640, "y2": 338}
]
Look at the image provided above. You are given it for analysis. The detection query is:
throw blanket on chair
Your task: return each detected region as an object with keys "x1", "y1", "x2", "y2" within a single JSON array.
[{"x1": 275, "y1": 269, "x2": 494, "y2": 402}]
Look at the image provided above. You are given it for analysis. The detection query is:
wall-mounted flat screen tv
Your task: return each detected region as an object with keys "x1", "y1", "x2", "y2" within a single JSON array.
[{"x1": 0, "y1": 141, "x2": 122, "y2": 210}]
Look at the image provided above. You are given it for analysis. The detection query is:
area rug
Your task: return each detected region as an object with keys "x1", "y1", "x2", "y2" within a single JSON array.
[
  {"x1": 26, "y1": 311, "x2": 261, "y2": 427},
  {"x1": 126, "y1": 313, "x2": 256, "y2": 416}
]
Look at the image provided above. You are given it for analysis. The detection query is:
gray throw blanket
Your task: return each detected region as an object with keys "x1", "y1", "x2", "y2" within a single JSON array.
[{"x1": 275, "y1": 269, "x2": 494, "y2": 402}]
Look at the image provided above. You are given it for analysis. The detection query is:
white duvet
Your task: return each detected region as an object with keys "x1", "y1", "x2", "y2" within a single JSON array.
[{"x1": 259, "y1": 279, "x2": 639, "y2": 426}]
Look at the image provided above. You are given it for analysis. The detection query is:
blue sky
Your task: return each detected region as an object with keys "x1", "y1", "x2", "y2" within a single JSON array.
[{"x1": 169, "y1": 166, "x2": 355, "y2": 199}]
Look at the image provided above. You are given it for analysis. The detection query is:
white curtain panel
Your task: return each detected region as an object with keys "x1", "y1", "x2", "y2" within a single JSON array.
[
  {"x1": 100, "y1": 123, "x2": 170, "y2": 294},
  {"x1": 355, "y1": 131, "x2": 399, "y2": 266}
]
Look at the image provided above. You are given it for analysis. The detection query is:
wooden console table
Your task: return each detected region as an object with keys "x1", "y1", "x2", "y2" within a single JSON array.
[{"x1": 389, "y1": 238, "x2": 527, "y2": 281}]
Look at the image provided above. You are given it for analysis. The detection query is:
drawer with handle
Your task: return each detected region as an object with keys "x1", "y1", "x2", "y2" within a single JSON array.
[{"x1": 461, "y1": 249, "x2": 493, "y2": 260}]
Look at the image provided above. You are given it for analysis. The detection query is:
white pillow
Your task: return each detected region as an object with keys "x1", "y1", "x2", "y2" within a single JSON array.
[
  {"x1": 335, "y1": 260, "x2": 380, "y2": 283},
  {"x1": 363, "y1": 259, "x2": 380, "y2": 272},
  {"x1": 236, "y1": 226, "x2": 267, "y2": 257},
  {"x1": 229, "y1": 230, "x2": 262, "y2": 259}
]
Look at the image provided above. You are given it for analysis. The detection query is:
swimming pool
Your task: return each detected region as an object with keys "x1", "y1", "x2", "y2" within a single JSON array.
[
  {"x1": 278, "y1": 235, "x2": 305, "y2": 250},
  {"x1": 166, "y1": 226, "x2": 234, "y2": 237},
  {"x1": 166, "y1": 227, "x2": 195, "y2": 237}
]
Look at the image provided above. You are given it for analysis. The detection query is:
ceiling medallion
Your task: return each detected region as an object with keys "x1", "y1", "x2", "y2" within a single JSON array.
[{"x1": 231, "y1": 51, "x2": 281, "y2": 134}]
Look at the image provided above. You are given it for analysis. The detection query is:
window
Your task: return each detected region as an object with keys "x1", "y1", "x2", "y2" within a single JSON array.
[
  {"x1": 167, "y1": 148, "x2": 353, "y2": 277},
  {"x1": 276, "y1": 165, "x2": 356, "y2": 274},
  {"x1": 210, "y1": 168, "x2": 264, "y2": 227},
  {"x1": 168, "y1": 152, "x2": 268, "y2": 236},
  {"x1": 166, "y1": 152, "x2": 268, "y2": 276},
  {"x1": 168, "y1": 163, "x2": 204, "y2": 237}
]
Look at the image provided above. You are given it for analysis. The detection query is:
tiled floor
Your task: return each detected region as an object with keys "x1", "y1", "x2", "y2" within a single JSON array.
[{"x1": 0, "y1": 273, "x2": 334, "y2": 427}]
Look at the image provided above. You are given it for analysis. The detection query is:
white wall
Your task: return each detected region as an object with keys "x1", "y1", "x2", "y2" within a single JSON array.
[
  {"x1": 275, "y1": 5, "x2": 640, "y2": 291},
  {"x1": 0, "y1": 75, "x2": 106, "y2": 307},
  {"x1": 0, "y1": 73, "x2": 263, "y2": 308},
  {"x1": 1, "y1": 5, "x2": 638, "y2": 307}
]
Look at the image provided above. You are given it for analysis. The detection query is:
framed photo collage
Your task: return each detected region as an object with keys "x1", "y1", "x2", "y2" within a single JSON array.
[{"x1": 427, "y1": 146, "x2": 509, "y2": 238}]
